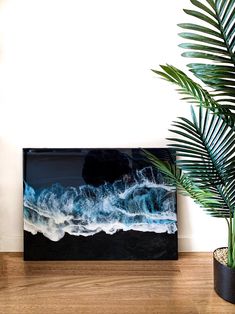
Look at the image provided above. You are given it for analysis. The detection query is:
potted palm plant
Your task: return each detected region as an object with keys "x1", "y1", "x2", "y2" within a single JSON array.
[{"x1": 144, "y1": 0, "x2": 235, "y2": 304}]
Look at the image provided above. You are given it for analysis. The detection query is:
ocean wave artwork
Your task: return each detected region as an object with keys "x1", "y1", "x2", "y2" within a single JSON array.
[
  {"x1": 24, "y1": 166, "x2": 177, "y2": 242},
  {"x1": 23, "y1": 148, "x2": 178, "y2": 260}
]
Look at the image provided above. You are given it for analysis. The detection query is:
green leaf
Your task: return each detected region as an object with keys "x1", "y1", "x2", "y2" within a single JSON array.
[
  {"x1": 190, "y1": 0, "x2": 217, "y2": 18},
  {"x1": 179, "y1": 32, "x2": 225, "y2": 47},
  {"x1": 182, "y1": 51, "x2": 232, "y2": 63},
  {"x1": 179, "y1": 43, "x2": 229, "y2": 55},
  {"x1": 178, "y1": 23, "x2": 221, "y2": 38},
  {"x1": 152, "y1": 65, "x2": 235, "y2": 127},
  {"x1": 167, "y1": 106, "x2": 235, "y2": 212},
  {"x1": 183, "y1": 9, "x2": 219, "y2": 29},
  {"x1": 142, "y1": 149, "x2": 229, "y2": 218},
  {"x1": 177, "y1": 0, "x2": 235, "y2": 103}
]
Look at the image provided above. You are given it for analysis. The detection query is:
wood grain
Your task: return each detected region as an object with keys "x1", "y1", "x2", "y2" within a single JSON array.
[{"x1": 0, "y1": 253, "x2": 234, "y2": 313}]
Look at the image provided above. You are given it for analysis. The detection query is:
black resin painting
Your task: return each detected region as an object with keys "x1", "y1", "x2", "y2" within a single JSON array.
[{"x1": 23, "y1": 148, "x2": 178, "y2": 260}]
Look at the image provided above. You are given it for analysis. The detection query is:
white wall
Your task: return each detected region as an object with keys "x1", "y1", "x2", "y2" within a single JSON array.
[{"x1": 0, "y1": 0, "x2": 228, "y2": 252}]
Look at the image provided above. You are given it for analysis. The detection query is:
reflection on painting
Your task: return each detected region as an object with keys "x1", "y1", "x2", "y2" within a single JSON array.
[{"x1": 23, "y1": 148, "x2": 177, "y2": 260}]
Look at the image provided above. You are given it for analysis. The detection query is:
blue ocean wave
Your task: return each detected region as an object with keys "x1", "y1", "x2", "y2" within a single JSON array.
[{"x1": 24, "y1": 167, "x2": 177, "y2": 241}]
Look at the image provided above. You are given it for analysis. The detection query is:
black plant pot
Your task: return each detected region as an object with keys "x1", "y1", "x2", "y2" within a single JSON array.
[{"x1": 214, "y1": 247, "x2": 235, "y2": 304}]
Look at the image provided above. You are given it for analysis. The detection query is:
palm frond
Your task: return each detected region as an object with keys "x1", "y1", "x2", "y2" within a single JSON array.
[
  {"x1": 178, "y1": 0, "x2": 235, "y2": 103},
  {"x1": 153, "y1": 65, "x2": 235, "y2": 127},
  {"x1": 142, "y1": 149, "x2": 227, "y2": 217},
  {"x1": 167, "y1": 105, "x2": 235, "y2": 216}
]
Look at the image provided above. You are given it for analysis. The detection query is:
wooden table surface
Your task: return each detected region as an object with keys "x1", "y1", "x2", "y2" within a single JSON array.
[{"x1": 0, "y1": 253, "x2": 234, "y2": 314}]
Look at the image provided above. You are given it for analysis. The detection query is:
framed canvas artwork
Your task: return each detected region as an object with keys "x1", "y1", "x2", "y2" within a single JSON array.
[{"x1": 23, "y1": 148, "x2": 178, "y2": 260}]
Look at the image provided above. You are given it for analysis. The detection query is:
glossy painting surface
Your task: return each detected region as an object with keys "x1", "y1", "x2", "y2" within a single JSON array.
[{"x1": 23, "y1": 148, "x2": 177, "y2": 260}]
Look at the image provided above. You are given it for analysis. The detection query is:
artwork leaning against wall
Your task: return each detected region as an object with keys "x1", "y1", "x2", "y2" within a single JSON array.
[{"x1": 23, "y1": 148, "x2": 178, "y2": 260}]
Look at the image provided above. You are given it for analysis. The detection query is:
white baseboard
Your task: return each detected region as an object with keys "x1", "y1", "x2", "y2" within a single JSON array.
[
  {"x1": 178, "y1": 236, "x2": 226, "y2": 252},
  {"x1": 0, "y1": 235, "x2": 23, "y2": 252},
  {"x1": 178, "y1": 236, "x2": 207, "y2": 252}
]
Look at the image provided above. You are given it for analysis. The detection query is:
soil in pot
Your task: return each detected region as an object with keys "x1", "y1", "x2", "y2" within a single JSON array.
[{"x1": 214, "y1": 247, "x2": 228, "y2": 266}]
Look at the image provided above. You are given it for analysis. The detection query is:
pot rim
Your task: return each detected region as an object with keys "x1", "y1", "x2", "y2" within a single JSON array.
[{"x1": 213, "y1": 247, "x2": 228, "y2": 254}]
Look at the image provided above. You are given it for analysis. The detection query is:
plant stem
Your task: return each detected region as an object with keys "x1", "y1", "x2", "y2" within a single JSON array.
[
  {"x1": 232, "y1": 214, "x2": 235, "y2": 268},
  {"x1": 228, "y1": 215, "x2": 233, "y2": 267}
]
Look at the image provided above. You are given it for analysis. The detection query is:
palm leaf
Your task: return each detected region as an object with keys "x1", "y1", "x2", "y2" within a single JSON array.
[
  {"x1": 153, "y1": 65, "x2": 235, "y2": 127},
  {"x1": 167, "y1": 105, "x2": 235, "y2": 216},
  {"x1": 142, "y1": 149, "x2": 227, "y2": 217},
  {"x1": 178, "y1": 0, "x2": 235, "y2": 103}
]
